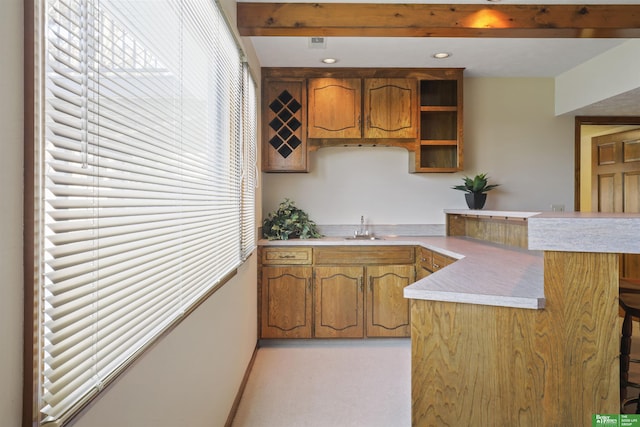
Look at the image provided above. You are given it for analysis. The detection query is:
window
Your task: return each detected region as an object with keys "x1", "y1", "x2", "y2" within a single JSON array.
[
  {"x1": 241, "y1": 63, "x2": 258, "y2": 260},
  {"x1": 29, "y1": 0, "x2": 257, "y2": 424}
]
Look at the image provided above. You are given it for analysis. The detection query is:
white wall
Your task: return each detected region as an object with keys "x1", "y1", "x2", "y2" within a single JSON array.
[
  {"x1": 556, "y1": 40, "x2": 640, "y2": 115},
  {"x1": 262, "y1": 78, "x2": 575, "y2": 225},
  {"x1": 1, "y1": 0, "x2": 24, "y2": 425}
]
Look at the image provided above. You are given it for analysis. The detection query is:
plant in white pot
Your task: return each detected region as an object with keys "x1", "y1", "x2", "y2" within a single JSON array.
[{"x1": 451, "y1": 173, "x2": 500, "y2": 210}]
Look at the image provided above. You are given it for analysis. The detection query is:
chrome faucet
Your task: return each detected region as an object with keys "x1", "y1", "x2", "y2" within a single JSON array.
[{"x1": 355, "y1": 215, "x2": 369, "y2": 237}]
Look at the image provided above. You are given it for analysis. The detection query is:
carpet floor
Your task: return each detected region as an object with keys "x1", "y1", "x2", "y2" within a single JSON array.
[{"x1": 231, "y1": 338, "x2": 411, "y2": 427}]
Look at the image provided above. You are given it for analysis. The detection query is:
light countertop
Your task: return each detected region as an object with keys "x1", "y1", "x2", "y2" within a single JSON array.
[
  {"x1": 402, "y1": 237, "x2": 543, "y2": 310},
  {"x1": 528, "y1": 211, "x2": 640, "y2": 254},
  {"x1": 258, "y1": 211, "x2": 640, "y2": 310}
]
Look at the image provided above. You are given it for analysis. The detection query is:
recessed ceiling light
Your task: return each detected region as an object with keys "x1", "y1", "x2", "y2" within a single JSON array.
[
  {"x1": 432, "y1": 52, "x2": 451, "y2": 59},
  {"x1": 322, "y1": 58, "x2": 338, "y2": 64}
]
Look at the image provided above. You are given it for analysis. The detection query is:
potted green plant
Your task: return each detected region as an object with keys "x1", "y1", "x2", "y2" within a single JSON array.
[
  {"x1": 451, "y1": 173, "x2": 500, "y2": 210},
  {"x1": 262, "y1": 198, "x2": 322, "y2": 240}
]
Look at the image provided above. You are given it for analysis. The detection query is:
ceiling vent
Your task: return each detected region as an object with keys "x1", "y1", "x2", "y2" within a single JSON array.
[{"x1": 308, "y1": 37, "x2": 327, "y2": 49}]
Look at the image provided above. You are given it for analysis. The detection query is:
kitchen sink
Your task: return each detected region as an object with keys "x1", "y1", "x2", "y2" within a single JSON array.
[{"x1": 344, "y1": 236, "x2": 384, "y2": 241}]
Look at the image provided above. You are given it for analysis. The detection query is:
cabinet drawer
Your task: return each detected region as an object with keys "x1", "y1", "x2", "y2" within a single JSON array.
[
  {"x1": 261, "y1": 247, "x2": 313, "y2": 265},
  {"x1": 417, "y1": 247, "x2": 433, "y2": 270},
  {"x1": 315, "y1": 246, "x2": 414, "y2": 265},
  {"x1": 432, "y1": 251, "x2": 455, "y2": 272}
]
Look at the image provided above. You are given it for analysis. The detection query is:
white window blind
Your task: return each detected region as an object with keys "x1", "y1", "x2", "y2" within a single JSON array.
[
  {"x1": 241, "y1": 63, "x2": 257, "y2": 260},
  {"x1": 36, "y1": 0, "x2": 256, "y2": 424}
]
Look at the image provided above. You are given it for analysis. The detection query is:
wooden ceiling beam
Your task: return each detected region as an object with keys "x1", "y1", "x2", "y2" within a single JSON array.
[{"x1": 237, "y1": 3, "x2": 640, "y2": 38}]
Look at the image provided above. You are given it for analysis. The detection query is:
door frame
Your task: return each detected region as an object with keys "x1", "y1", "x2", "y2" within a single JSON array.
[{"x1": 574, "y1": 116, "x2": 640, "y2": 211}]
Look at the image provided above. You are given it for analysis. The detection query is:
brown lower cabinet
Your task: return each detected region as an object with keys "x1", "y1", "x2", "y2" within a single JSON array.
[
  {"x1": 366, "y1": 265, "x2": 414, "y2": 337},
  {"x1": 314, "y1": 265, "x2": 364, "y2": 338},
  {"x1": 260, "y1": 265, "x2": 313, "y2": 338},
  {"x1": 259, "y1": 245, "x2": 415, "y2": 339},
  {"x1": 314, "y1": 264, "x2": 414, "y2": 338},
  {"x1": 415, "y1": 246, "x2": 456, "y2": 280}
]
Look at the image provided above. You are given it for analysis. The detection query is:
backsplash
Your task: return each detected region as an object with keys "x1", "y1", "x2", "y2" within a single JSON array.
[
  {"x1": 257, "y1": 224, "x2": 445, "y2": 240},
  {"x1": 317, "y1": 224, "x2": 445, "y2": 238}
]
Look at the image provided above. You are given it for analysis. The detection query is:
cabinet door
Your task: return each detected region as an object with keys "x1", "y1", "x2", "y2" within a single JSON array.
[
  {"x1": 307, "y1": 78, "x2": 361, "y2": 139},
  {"x1": 263, "y1": 79, "x2": 307, "y2": 172},
  {"x1": 366, "y1": 265, "x2": 414, "y2": 337},
  {"x1": 261, "y1": 266, "x2": 312, "y2": 338},
  {"x1": 364, "y1": 78, "x2": 418, "y2": 139},
  {"x1": 314, "y1": 266, "x2": 364, "y2": 338}
]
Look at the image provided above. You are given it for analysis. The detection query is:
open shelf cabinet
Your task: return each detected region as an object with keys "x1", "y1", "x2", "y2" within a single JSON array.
[{"x1": 410, "y1": 73, "x2": 463, "y2": 173}]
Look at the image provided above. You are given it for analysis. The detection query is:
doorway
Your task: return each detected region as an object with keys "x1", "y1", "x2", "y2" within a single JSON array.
[
  {"x1": 591, "y1": 128, "x2": 640, "y2": 213},
  {"x1": 575, "y1": 116, "x2": 640, "y2": 278},
  {"x1": 575, "y1": 116, "x2": 640, "y2": 211}
]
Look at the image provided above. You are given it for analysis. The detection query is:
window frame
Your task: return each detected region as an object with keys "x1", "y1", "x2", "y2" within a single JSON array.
[{"x1": 22, "y1": 0, "x2": 258, "y2": 424}]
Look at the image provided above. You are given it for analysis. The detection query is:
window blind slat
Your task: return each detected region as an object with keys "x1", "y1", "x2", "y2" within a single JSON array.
[
  {"x1": 44, "y1": 300, "x2": 178, "y2": 412},
  {"x1": 46, "y1": 280, "x2": 181, "y2": 374},
  {"x1": 46, "y1": 223, "x2": 229, "y2": 282},
  {"x1": 45, "y1": 265, "x2": 185, "y2": 348}
]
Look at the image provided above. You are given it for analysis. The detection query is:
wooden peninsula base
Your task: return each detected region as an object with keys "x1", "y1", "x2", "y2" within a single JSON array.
[
  {"x1": 411, "y1": 251, "x2": 618, "y2": 426},
  {"x1": 407, "y1": 211, "x2": 640, "y2": 426}
]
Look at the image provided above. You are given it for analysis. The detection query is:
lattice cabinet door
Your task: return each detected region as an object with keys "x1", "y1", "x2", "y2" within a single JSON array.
[{"x1": 263, "y1": 78, "x2": 308, "y2": 172}]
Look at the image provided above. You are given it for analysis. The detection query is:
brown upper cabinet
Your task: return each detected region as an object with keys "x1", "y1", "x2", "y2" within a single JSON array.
[
  {"x1": 261, "y1": 68, "x2": 463, "y2": 173},
  {"x1": 364, "y1": 78, "x2": 419, "y2": 139},
  {"x1": 307, "y1": 77, "x2": 418, "y2": 140},
  {"x1": 262, "y1": 77, "x2": 308, "y2": 172},
  {"x1": 308, "y1": 78, "x2": 362, "y2": 139},
  {"x1": 411, "y1": 76, "x2": 464, "y2": 173}
]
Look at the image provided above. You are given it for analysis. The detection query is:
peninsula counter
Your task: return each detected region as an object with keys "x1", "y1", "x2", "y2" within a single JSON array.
[{"x1": 407, "y1": 210, "x2": 640, "y2": 427}]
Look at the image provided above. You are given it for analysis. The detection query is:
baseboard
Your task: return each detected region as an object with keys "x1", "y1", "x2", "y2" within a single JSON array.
[{"x1": 225, "y1": 340, "x2": 260, "y2": 427}]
